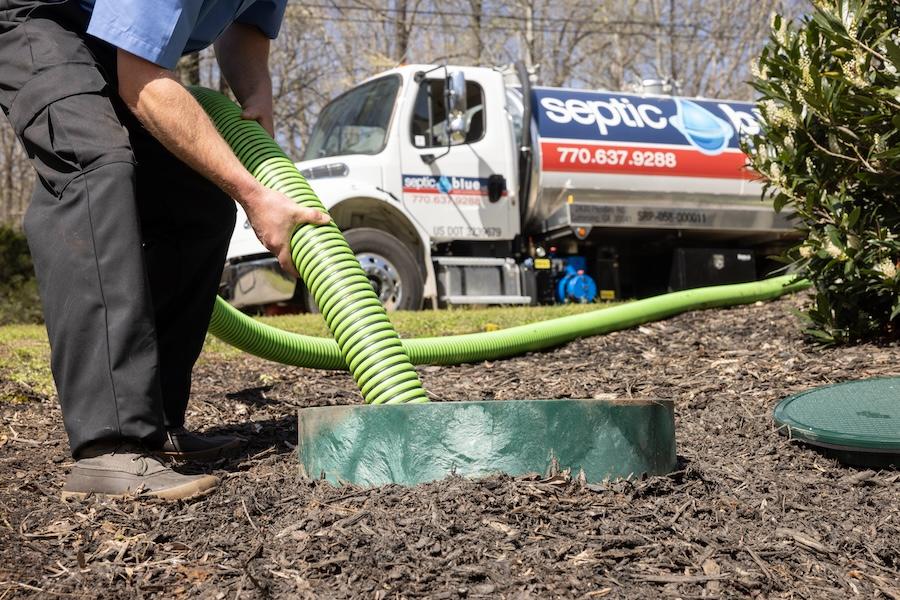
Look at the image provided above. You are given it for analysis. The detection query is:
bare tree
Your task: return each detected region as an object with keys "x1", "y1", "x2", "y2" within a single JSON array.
[
  {"x1": 647, "y1": 0, "x2": 781, "y2": 99},
  {"x1": 468, "y1": 0, "x2": 485, "y2": 65},
  {"x1": 539, "y1": 0, "x2": 796, "y2": 98},
  {"x1": 0, "y1": 0, "x2": 808, "y2": 227},
  {"x1": 175, "y1": 52, "x2": 201, "y2": 86},
  {"x1": 268, "y1": 4, "x2": 334, "y2": 158},
  {"x1": 328, "y1": 0, "x2": 427, "y2": 69},
  {"x1": 0, "y1": 121, "x2": 35, "y2": 228}
]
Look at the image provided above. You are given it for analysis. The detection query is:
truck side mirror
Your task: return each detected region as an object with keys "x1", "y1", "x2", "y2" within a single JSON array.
[{"x1": 446, "y1": 70, "x2": 467, "y2": 141}]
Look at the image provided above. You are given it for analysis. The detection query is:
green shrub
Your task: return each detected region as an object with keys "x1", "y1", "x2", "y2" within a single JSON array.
[
  {"x1": 746, "y1": 1, "x2": 900, "y2": 343},
  {"x1": 0, "y1": 226, "x2": 42, "y2": 325}
]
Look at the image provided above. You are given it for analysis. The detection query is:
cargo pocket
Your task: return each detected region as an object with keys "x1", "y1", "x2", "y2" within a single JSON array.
[{"x1": 9, "y1": 63, "x2": 134, "y2": 197}]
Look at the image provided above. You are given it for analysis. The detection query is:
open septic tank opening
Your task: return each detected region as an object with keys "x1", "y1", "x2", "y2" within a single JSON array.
[
  {"x1": 774, "y1": 377, "x2": 900, "y2": 468},
  {"x1": 298, "y1": 398, "x2": 676, "y2": 486}
]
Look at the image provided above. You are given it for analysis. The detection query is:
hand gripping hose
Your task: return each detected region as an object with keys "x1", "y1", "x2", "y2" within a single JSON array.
[{"x1": 192, "y1": 87, "x2": 428, "y2": 405}]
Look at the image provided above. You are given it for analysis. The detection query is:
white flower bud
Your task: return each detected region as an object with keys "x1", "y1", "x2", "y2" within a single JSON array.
[
  {"x1": 823, "y1": 239, "x2": 846, "y2": 260},
  {"x1": 874, "y1": 259, "x2": 897, "y2": 280}
]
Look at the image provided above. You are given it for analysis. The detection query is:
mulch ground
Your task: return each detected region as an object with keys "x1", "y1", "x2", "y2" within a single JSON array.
[{"x1": 1, "y1": 293, "x2": 898, "y2": 599}]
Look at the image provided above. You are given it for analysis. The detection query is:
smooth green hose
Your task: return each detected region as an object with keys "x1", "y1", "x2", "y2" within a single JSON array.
[
  {"x1": 193, "y1": 87, "x2": 427, "y2": 405},
  {"x1": 208, "y1": 275, "x2": 810, "y2": 370}
]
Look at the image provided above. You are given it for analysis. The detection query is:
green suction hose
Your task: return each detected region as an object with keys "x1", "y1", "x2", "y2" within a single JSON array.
[
  {"x1": 194, "y1": 88, "x2": 809, "y2": 381},
  {"x1": 192, "y1": 87, "x2": 427, "y2": 405},
  {"x1": 208, "y1": 275, "x2": 810, "y2": 370}
]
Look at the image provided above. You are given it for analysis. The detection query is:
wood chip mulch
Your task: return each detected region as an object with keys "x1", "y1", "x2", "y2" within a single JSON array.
[{"x1": 1, "y1": 292, "x2": 898, "y2": 599}]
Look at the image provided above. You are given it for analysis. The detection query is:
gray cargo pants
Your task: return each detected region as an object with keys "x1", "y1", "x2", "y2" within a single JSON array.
[{"x1": 0, "y1": 0, "x2": 237, "y2": 456}]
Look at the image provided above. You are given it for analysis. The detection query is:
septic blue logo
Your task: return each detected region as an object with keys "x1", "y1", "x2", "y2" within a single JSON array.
[
  {"x1": 437, "y1": 176, "x2": 453, "y2": 194},
  {"x1": 669, "y1": 99, "x2": 734, "y2": 155},
  {"x1": 533, "y1": 89, "x2": 757, "y2": 150}
]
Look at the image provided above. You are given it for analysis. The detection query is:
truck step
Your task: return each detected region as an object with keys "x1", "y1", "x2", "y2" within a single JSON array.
[{"x1": 434, "y1": 257, "x2": 530, "y2": 306}]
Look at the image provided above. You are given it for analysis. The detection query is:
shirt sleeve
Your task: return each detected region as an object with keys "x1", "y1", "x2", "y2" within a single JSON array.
[
  {"x1": 235, "y1": 0, "x2": 287, "y2": 39},
  {"x1": 86, "y1": 0, "x2": 205, "y2": 70}
]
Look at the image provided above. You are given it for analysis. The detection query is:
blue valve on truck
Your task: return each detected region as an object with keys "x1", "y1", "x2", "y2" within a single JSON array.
[{"x1": 555, "y1": 257, "x2": 598, "y2": 303}]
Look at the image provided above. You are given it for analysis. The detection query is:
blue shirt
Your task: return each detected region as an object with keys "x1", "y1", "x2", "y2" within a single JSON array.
[{"x1": 81, "y1": 0, "x2": 287, "y2": 70}]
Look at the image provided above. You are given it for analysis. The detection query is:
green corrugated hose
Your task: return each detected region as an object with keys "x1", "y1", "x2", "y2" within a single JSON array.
[
  {"x1": 193, "y1": 87, "x2": 427, "y2": 405},
  {"x1": 209, "y1": 274, "x2": 809, "y2": 371},
  {"x1": 194, "y1": 88, "x2": 810, "y2": 389}
]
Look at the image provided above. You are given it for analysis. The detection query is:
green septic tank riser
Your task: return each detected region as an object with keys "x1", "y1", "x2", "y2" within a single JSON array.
[{"x1": 298, "y1": 399, "x2": 676, "y2": 486}]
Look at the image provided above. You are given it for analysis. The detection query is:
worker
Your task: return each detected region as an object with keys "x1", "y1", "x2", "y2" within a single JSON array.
[{"x1": 0, "y1": 0, "x2": 329, "y2": 500}]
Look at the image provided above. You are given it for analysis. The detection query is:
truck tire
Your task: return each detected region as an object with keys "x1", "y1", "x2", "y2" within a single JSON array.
[{"x1": 304, "y1": 228, "x2": 424, "y2": 312}]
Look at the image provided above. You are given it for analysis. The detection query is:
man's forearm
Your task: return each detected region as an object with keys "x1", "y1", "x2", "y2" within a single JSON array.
[
  {"x1": 117, "y1": 50, "x2": 263, "y2": 209},
  {"x1": 115, "y1": 49, "x2": 330, "y2": 277}
]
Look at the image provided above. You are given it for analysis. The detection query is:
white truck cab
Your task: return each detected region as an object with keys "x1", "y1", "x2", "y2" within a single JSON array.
[{"x1": 221, "y1": 64, "x2": 795, "y2": 311}]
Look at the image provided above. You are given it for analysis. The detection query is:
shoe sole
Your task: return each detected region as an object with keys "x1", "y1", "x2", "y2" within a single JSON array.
[{"x1": 61, "y1": 475, "x2": 219, "y2": 501}]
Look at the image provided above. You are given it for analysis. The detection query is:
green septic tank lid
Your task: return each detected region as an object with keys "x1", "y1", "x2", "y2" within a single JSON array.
[
  {"x1": 298, "y1": 398, "x2": 676, "y2": 486},
  {"x1": 774, "y1": 377, "x2": 900, "y2": 463}
]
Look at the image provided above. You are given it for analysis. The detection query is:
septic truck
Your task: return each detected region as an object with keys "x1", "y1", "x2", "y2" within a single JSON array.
[{"x1": 220, "y1": 63, "x2": 796, "y2": 312}]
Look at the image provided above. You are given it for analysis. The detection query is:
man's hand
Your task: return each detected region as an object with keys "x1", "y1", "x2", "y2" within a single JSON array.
[
  {"x1": 116, "y1": 49, "x2": 330, "y2": 278},
  {"x1": 240, "y1": 95, "x2": 274, "y2": 137},
  {"x1": 215, "y1": 24, "x2": 275, "y2": 137},
  {"x1": 243, "y1": 188, "x2": 330, "y2": 277}
]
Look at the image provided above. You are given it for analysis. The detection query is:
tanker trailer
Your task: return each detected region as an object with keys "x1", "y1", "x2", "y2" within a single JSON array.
[{"x1": 517, "y1": 78, "x2": 795, "y2": 300}]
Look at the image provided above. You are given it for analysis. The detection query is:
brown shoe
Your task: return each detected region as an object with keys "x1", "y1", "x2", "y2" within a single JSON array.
[
  {"x1": 160, "y1": 427, "x2": 241, "y2": 462},
  {"x1": 62, "y1": 444, "x2": 218, "y2": 501}
]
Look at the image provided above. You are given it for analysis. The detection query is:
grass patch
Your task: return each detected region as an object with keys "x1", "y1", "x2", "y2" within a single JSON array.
[
  {"x1": 0, "y1": 226, "x2": 43, "y2": 326},
  {"x1": 200, "y1": 302, "x2": 617, "y2": 358},
  {"x1": 0, "y1": 324, "x2": 54, "y2": 403},
  {"x1": 1, "y1": 302, "x2": 621, "y2": 398}
]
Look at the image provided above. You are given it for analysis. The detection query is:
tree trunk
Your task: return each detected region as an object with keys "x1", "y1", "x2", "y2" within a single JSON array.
[
  {"x1": 176, "y1": 52, "x2": 201, "y2": 87},
  {"x1": 522, "y1": 1, "x2": 536, "y2": 74},
  {"x1": 396, "y1": 0, "x2": 409, "y2": 63},
  {"x1": 469, "y1": 0, "x2": 483, "y2": 64}
]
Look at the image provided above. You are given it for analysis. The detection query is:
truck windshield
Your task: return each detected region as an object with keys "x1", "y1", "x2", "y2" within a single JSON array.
[{"x1": 303, "y1": 75, "x2": 401, "y2": 160}]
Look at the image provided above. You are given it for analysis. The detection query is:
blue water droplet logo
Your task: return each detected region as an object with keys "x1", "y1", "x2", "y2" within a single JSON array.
[
  {"x1": 437, "y1": 176, "x2": 452, "y2": 194},
  {"x1": 669, "y1": 99, "x2": 734, "y2": 155}
]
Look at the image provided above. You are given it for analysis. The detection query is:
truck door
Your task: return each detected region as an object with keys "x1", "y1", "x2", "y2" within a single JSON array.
[{"x1": 397, "y1": 71, "x2": 518, "y2": 243}]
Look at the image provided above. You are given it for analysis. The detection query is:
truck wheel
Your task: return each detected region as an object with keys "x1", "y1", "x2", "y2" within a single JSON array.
[{"x1": 304, "y1": 228, "x2": 423, "y2": 312}]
